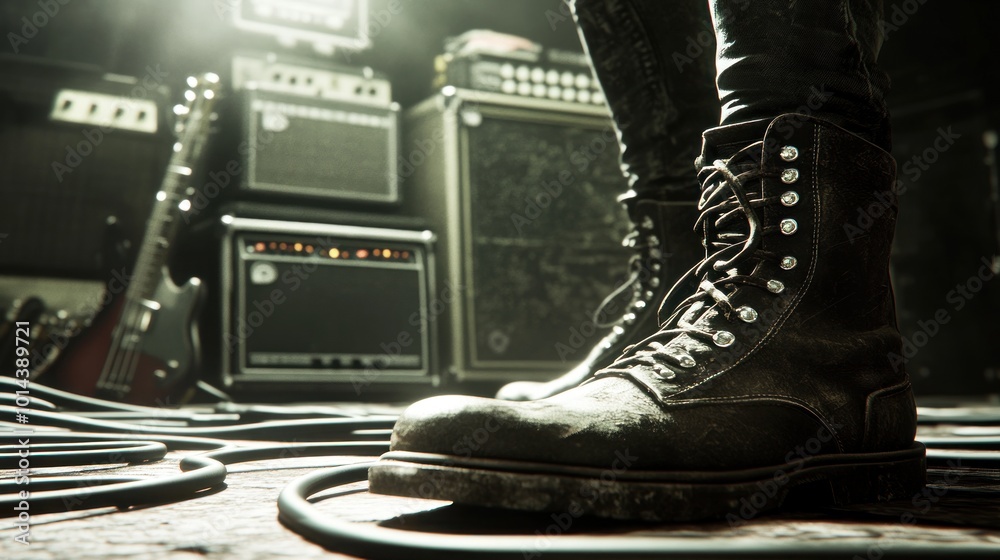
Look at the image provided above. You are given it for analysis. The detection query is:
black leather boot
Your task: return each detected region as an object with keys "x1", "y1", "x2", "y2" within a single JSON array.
[
  {"x1": 495, "y1": 193, "x2": 701, "y2": 401},
  {"x1": 369, "y1": 114, "x2": 925, "y2": 522}
]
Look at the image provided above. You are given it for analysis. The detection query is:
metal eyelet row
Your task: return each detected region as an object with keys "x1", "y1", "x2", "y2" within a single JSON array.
[{"x1": 710, "y1": 145, "x2": 800, "y2": 349}]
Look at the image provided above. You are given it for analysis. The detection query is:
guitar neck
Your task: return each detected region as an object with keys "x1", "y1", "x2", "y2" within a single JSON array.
[
  {"x1": 125, "y1": 164, "x2": 194, "y2": 303},
  {"x1": 124, "y1": 86, "x2": 218, "y2": 304}
]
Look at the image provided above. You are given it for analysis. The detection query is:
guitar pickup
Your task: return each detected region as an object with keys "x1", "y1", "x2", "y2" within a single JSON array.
[{"x1": 50, "y1": 89, "x2": 159, "y2": 134}]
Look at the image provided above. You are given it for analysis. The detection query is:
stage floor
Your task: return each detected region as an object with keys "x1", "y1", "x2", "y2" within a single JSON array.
[{"x1": 4, "y1": 411, "x2": 1000, "y2": 559}]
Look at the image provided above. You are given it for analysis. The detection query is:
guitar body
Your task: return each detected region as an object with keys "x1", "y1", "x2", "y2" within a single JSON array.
[{"x1": 48, "y1": 268, "x2": 204, "y2": 405}]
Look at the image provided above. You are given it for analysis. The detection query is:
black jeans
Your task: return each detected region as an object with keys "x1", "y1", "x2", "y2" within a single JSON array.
[{"x1": 570, "y1": 0, "x2": 891, "y2": 197}]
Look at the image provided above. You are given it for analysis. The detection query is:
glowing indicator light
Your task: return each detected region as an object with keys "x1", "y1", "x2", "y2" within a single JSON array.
[
  {"x1": 279, "y1": 242, "x2": 288, "y2": 250},
  {"x1": 255, "y1": 242, "x2": 265, "y2": 252},
  {"x1": 373, "y1": 249, "x2": 381, "y2": 257},
  {"x1": 305, "y1": 245, "x2": 314, "y2": 254},
  {"x1": 294, "y1": 243, "x2": 303, "y2": 252},
  {"x1": 329, "y1": 248, "x2": 340, "y2": 259},
  {"x1": 357, "y1": 249, "x2": 369, "y2": 259}
]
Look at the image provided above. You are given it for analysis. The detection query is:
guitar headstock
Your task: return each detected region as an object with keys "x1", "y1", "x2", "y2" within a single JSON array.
[{"x1": 172, "y1": 73, "x2": 222, "y2": 161}]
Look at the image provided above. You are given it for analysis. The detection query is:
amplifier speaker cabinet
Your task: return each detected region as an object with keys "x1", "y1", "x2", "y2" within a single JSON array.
[
  {"x1": 0, "y1": 57, "x2": 172, "y2": 278},
  {"x1": 401, "y1": 89, "x2": 631, "y2": 381},
  {"x1": 228, "y1": 87, "x2": 400, "y2": 204},
  {"x1": 220, "y1": 217, "x2": 438, "y2": 393}
]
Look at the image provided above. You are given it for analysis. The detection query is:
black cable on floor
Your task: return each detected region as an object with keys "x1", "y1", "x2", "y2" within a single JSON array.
[{"x1": 276, "y1": 462, "x2": 1000, "y2": 560}]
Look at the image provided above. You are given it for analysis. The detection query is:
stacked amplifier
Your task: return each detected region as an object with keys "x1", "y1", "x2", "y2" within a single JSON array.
[
  {"x1": 216, "y1": 54, "x2": 439, "y2": 395},
  {"x1": 405, "y1": 37, "x2": 633, "y2": 381},
  {"x1": 227, "y1": 54, "x2": 400, "y2": 204}
]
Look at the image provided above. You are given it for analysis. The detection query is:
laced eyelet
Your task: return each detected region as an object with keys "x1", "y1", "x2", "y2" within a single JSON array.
[
  {"x1": 649, "y1": 277, "x2": 661, "y2": 288},
  {"x1": 653, "y1": 364, "x2": 676, "y2": 379},
  {"x1": 623, "y1": 313, "x2": 637, "y2": 324},
  {"x1": 713, "y1": 330, "x2": 735, "y2": 347},
  {"x1": 641, "y1": 215, "x2": 655, "y2": 230},
  {"x1": 780, "y1": 191, "x2": 800, "y2": 206},
  {"x1": 779, "y1": 145, "x2": 799, "y2": 162},
  {"x1": 634, "y1": 300, "x2": 647, "y2": 310},
  {"x1": 737, "y1": 306, "x2": 759, "y2": 323},
  {"x1": 767, "y1": 280, "x2": 785, "y2": 294},
  {"x1": 780, "y1": 256, "x2": 798, "y2": 270},
  {"x1": 781, "y1": 168, "x2": 800, "y2": 184},
  {"x1": 677, "y1": 355, "x2": 696, "y2": 368},
  {"x1": 779, "y1": 219, "x2": 798, "y2": 235}
]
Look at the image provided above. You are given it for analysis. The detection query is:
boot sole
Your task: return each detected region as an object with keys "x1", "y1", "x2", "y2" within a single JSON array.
[{"x1": 367, "y1": 443, "x2": 926, "y2": 522}]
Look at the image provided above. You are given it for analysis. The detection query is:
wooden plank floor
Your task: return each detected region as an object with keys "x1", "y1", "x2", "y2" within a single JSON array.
[{"x1": 3, "y1": 428, "x2": 1000, "y2": 559}]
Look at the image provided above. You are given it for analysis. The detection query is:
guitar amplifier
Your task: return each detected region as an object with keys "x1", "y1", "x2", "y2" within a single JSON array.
[
  {"x1": 401, "y1": 89, "x2": 631, "y2": 381},
  {"x1": 0, "y1": 56, "x2": 172, "y2": 278},
  {"x1": 220, "y1": 217, "x2": 438, "y2": 393},
  {"x1": 224, "y1": 56, "x2": 401, "y2": 204}
]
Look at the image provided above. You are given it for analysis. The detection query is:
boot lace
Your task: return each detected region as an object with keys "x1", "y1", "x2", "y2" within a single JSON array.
[{"x1": 604, "y1": 141, "x2": 790, "y2": 379}]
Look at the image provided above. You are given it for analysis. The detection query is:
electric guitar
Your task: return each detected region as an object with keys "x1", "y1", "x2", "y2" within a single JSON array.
[{"x1": 45, "y1": 74, "x2": 221, "y2": 405}]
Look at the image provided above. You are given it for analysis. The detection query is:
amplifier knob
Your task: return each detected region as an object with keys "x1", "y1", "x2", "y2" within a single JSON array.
[
  {"x1": 561, "y1": 88, "x2": 576, "y2": 102},
  {"x1": 532, "y1": 83, "x2": 547, "y2": 97},
  {"x1": 575, "y1": 73, "x2": 591, "y2": 89},
  {"x1": 516, "y1": 65, "x2": 530, "y2": 81},
  {"x1": 530, "y1": 67, "x2": 545, "y2": 83},
  {"x1": 576, "y1": 90, "x2": 592, "y2": 104},
  {"x1": 560, "y1": 71, "x2": 575, "y2": 87},
  {"x1": 546, "y1": 69, "x2": 560, "y2": 85},
  {"x1": 500, "y1": 63, "x2": 515, "y2": 79},
  {"x1": 501, "y1": 80, "x2": 517, "y2": 94},
  {"x1": 517, "y1": 82, "x2": 532, "y2": 96},
  {"x1": 547, "y1": 86, "x2": 561, "y2": 99}
]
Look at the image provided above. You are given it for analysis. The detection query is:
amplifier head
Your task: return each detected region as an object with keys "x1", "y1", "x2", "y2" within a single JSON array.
[{"x1": 232, "y1": 89, "x2": 400, "y2": 204}]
